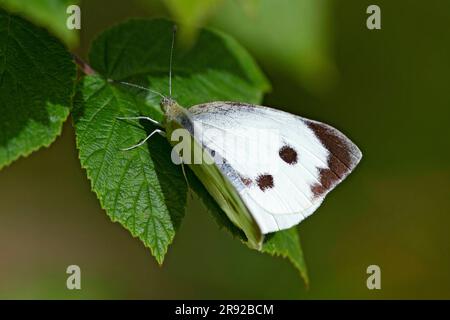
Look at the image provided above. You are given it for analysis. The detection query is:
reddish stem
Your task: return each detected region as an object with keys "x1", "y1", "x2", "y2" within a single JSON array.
[{"x1": 72, "y1": 53, "x2": 95, "y2": 75}]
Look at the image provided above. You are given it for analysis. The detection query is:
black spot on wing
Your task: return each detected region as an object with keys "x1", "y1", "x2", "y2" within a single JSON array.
[
  {"x1": 256, "y1": 174, "x2": 274, "y2": 191},
  {"x1": 279, "y1": 145, "x2": 298, "y2": 165}
]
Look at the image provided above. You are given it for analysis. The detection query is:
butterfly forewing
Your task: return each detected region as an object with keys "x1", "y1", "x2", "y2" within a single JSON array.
[{"x1": 184, "y1": 102, "x2": 362, "y2": 234}]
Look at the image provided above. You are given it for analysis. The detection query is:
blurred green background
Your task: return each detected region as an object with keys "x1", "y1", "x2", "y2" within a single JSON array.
[{"x1": 1, "y1": 0, "x2": 450, "y2": 299}]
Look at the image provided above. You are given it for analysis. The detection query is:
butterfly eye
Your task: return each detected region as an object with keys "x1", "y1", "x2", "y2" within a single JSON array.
[
  {"x1": 256, "y1": 174, "x2": 274, "y2": 191},
  {"x1": 279, "y1": 145, "x2": 298, "y2": 165}
]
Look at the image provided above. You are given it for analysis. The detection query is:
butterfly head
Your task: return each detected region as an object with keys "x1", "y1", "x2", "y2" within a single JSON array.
[
  {"x1": 160, "y1": 96, "x2": 188, "y2": 125},
  {"x1": 160, "y1": 96, "x2": 177, "y2": 114}
]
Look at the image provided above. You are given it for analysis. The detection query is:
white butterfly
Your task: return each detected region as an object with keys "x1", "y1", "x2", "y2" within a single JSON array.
[
  {"x1": 156, "y1": 98, "x2": 362, "y2": 248},
  {"x1": 117, "y1": 27, "x2": 362, "y2": 249}
]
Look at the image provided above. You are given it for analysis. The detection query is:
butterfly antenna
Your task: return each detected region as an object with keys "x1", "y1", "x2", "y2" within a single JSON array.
[
  {"x1": 115, "y1": 80, "x2": 166, "y2": 99},
  {"x1": 169, "y1": 25, "x2": 177, "y2": 98}
]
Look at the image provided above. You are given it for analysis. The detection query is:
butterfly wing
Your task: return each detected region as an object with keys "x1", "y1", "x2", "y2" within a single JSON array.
[{"x1": 186, "y1": 102, "x2": 362, "y2": 234}]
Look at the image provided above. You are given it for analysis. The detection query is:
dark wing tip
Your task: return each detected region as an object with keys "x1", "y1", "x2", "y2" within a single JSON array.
[{"x1": 305, "y1": 119, "x2": 362, "y2": 197}]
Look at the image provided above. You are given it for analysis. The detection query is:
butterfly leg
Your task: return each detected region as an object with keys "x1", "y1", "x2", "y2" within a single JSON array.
[
  {"x1": 156, "y1": 130, "x2": 166, "y2": 138},
  {"x1": 179, "y1": 157, "x2": 194, "y2": 199},
  {"x1": 121, "y1": 129, "x2": 165, "y2": 151}
]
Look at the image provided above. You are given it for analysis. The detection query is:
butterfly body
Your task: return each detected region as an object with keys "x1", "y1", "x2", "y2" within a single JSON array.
[{"x1": 161, "y1": 100, "x2": 362, "y2": 248}]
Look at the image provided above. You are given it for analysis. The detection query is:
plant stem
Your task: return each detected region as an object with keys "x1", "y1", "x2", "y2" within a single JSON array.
[{"x1": 72, "y1": 53, "x2": 95, "y2": 75}]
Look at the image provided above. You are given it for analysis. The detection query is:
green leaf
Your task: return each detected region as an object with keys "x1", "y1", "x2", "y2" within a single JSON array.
[
  {"x1": 75, "y1": 18, "x2": 269, "y2": 264},
  {"x1": 262, "y1": 228, "x2": 309, "y2": 285},
  {"x1": 0, "y1": 9, "x2": 75, "y2": 170},
  {"x1": 73, "y1": 75, "x2": 187, "y2": 264},
  {"x1": 0, "y1": 0, "x2": 79, "y2": 48},
  {"x1": 88, "y1": 18, "x2": 270, "y2": 108}
]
